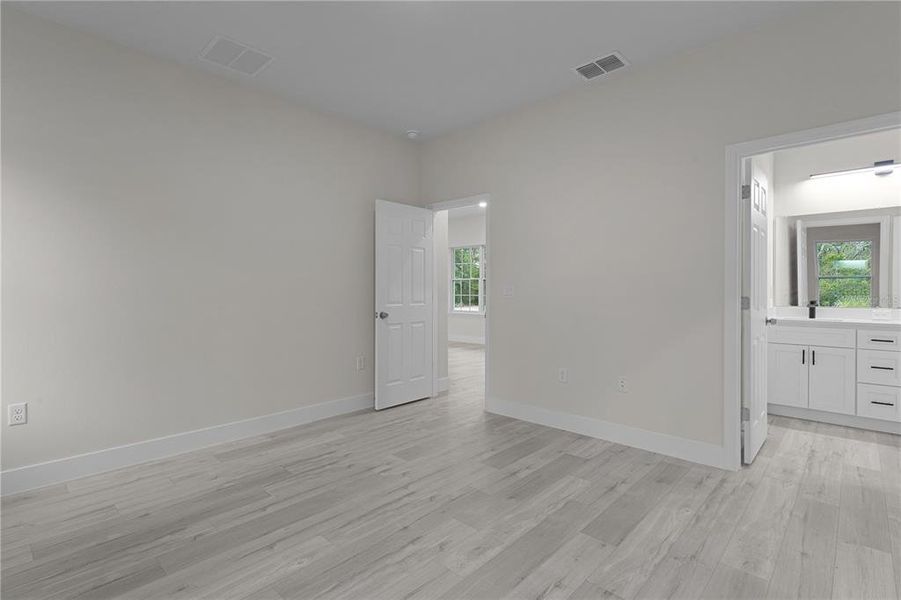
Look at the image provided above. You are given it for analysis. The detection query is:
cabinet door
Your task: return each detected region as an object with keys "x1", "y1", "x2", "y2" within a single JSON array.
[
  {"x1": 808, "y1": 346, "x2": 856, "y2": 415},
  {"x1": 767, "y1": 344, "x2": 808, "y2": 408}
]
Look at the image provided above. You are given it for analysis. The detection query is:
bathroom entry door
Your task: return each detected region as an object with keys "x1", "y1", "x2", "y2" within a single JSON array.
[
  {"x1": 374, "y1": 199, "x2": 434, "y2": 410},
  {"x1": 742, "y1": 158, "x2": 770, "y2": 464}
]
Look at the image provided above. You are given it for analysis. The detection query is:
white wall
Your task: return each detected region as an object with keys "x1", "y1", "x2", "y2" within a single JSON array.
[
  {"x1": 448, "y1": 211, "x2": 487, "y2": 344},
  {"x1": 420, "y1": 2, "x2": 901, "y2": 452},
  {"x1": 773, "y1": 129, "x2": 901, "y2": 217},
  {"x1": 1, "y1": 9, "x2": 419, "y2": 470}
]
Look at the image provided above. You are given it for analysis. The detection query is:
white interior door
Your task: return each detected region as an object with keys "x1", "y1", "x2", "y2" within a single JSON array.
[
  {"x1": 375, "y1": 199, "x2": 434, "y2": 410},
  {"x1": 742, "y1": 158, "x2": 770, "y2": 464}
]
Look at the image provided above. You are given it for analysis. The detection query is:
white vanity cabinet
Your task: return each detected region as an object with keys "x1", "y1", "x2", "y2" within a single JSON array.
[
  {"x1": 768, "y1": 322, "x2": 901, "y2": 430},
  {"x1": 767, "y1": 336, "x2": 854, "y2": 415}
]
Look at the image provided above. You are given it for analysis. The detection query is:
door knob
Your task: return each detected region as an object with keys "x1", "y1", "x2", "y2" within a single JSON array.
[
  {"x1": 765, "y1": 318, "x2": 777, "y2": 325},
  {"x1": 378, "y1": 312, "x2": 389, "y2": 320}
]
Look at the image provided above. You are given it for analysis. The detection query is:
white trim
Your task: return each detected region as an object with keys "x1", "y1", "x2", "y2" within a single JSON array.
[
  {"x1": 448, "y1": 334, "x2": 485, "y2": 345},
  {"x1": 724, "y1": 112, "x2": 901, "y2": 470},
  {"x1": 487, "y1": 396, "x2": 731, "y2": 470},
  {"x1": 894, "y1": 216, "x2": 901, "y2": 308},
  {"x1": 769, "y1": 403, "x2": 901, "y2": 435},
  {"x1": 1, "y1": 393, "x2": 373, "y2": 496}
]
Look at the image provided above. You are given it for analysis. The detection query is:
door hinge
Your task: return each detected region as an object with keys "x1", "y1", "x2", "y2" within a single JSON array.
[
  {"x1": 741, "y1": 407, "x2": 750, "y2": 422},
  {"x1": 741, "y1": 296, "x2": 750, "y2": 310},
  {"x1": 741, "y1": 184, "x2": 751, "y2": 200}
]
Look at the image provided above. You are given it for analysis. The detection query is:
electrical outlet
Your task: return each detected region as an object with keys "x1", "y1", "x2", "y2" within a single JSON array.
[
  {"x1": 355, "y1": 356, "x2": 365, "y2": 371},
  {"x1": 558, "y1": 368, "x2": 569, "y2": 384},
  {"x1": 617, "y1": 377, "x2": 629, "y2": 393},
  {"x1": 8, "y1": 403, "x2": 27, "y2": 426},
  {"x1": 502, "y1": 285, "x2": 515, "y2": 297}
]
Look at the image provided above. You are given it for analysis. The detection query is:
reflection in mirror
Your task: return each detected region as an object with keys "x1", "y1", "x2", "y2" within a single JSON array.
[{"x1": 773, "y1": 209, "x2": 899, "y2": 308}]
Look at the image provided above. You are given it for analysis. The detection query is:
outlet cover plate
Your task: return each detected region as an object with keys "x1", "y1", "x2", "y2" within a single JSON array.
[{"x1": 8, "y1": 403, "x2": 27, "y2": 426}]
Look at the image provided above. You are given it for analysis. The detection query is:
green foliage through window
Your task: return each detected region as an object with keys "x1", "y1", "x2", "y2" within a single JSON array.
[
  {"x1": 452, "y1": 246, "x2": 484, "y2": 312},
  {"x1": 816, "y1": 240, "x2": 872, "y2": 308}
]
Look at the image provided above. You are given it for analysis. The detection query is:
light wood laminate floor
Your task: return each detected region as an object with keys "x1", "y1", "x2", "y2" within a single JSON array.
[{"x1": 3, "y1": 343, "x2": 900, "y2": 599}]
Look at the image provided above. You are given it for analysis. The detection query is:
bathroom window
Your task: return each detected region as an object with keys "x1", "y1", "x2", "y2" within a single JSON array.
[
  {"x1": 451, "y1": 246, "x2": 485, "y2": 313},
  {"x1": 815, "y1": 241, "x2": 873, "y2": 307},
  {"x1": 807, "y1": 224, "x2": 879, "y2": 308}
]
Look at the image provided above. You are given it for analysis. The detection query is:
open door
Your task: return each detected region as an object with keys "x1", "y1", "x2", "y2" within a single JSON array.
[
  {"x1": 375, "y1": 200, "x2": 434, "y2": 410},
  {"x1": 741, "y1": 158, "x2": 770, "y2": 464}
]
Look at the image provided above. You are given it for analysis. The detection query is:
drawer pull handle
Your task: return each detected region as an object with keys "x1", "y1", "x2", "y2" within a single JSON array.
[
  {"x1": 871, "y1": 401, "x2": 895, "y2": 407},
  {"x1": 801, "y1": 349, "x2": 805, "y2": 365},
  {"x1": 870, "y1": 338, "x2": 895, "y2": 343},
  {"x1": 871, "y1": 366, "x2": 895, "y2": 371}
]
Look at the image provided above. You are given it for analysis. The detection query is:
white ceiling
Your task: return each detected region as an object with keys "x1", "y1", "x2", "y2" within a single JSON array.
[{"x1": 14, "y1": 1, "x2": 817, "y2": 139}]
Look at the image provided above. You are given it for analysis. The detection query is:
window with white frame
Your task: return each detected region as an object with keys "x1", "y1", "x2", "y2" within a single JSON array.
[
  {"x1": 806, "y1": 224, "x2": 880, "y2": 308},
  {"x1": 451, "y1": 246, "x2": 485, "y2": 313}
]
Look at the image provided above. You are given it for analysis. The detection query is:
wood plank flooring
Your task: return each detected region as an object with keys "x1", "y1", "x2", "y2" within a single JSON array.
[{"x1": 2, "y1": 342, "x2": 900, "y2": 599}]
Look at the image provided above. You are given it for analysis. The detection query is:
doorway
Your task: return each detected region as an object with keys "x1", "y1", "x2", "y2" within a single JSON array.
[
  {"x1": 725, "y1": 113, "x2": 901, "y2": 468},
  {"x1": 432, "y1": 195, "x2": 490, "y2": 410}
]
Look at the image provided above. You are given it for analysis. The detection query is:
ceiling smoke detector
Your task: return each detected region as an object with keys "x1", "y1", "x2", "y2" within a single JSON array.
[
  {"x1": 574, "y1": 52, "x2": 629, "y2": 81},
  {"x1": 200, "y1": 36, "x2": 273, "y2": 76},
  {"x1": 406, "y1": 130, "x2": 420, "y2": 140}
]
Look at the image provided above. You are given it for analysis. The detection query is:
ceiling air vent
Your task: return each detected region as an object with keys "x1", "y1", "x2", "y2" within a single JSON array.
[
  {"x1": 574, "y1": 52, "x2": 629, "y2": 81},
  {"x1": 575, "y1": 62, "x2": 604, "y2": 80},
  {"x1": 200, "y1": 36, "x2": 273, "y2": 77}
]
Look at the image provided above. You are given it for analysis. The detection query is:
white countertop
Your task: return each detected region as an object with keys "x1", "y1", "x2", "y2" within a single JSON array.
[{"x1": 772, "y1": 316, "x2": 901, "y2": 329}]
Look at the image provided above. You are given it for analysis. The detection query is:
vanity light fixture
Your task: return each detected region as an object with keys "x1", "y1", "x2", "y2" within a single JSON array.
[{"x1": 809, "y1": 159, "x2": 896, "y2": 179}]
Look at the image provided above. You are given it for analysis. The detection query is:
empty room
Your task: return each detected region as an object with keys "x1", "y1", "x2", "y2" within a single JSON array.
[{"x1": 2, "y1": 2, "x2": 900, "y2": 599}]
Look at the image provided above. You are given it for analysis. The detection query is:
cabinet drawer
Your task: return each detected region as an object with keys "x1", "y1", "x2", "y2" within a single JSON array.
[
  {"x1": 857, "y1": 384, "x2": 901, "y2": 422},
  {"x1": 857, "y1": 349, "x2": 901, "y2": 387},
  {"x1": 768, "y1": 326, "x2": 854, "y2": 348},
  {"x1": 857, "y1": 329, "x2": 901, "y2": 352}
]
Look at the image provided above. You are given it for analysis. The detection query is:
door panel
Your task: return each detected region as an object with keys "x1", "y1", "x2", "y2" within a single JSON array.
[
  {"x1": 808, "y1": 346, "x2": 855, "y2": 415},
  {"x1": 376, "y1": 200, "x2": 434, "y2": 409},
  {"x1": 767, "y1": 343, "x2": 808, "y2": 408},
  {"x1": 742, "y1": 158, "x2": 770, "y2": 464}
]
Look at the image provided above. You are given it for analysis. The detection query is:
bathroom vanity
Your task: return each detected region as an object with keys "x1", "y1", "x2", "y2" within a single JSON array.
[{"x1": 767, "y1": 316, "x2": 901, "y2": 433}]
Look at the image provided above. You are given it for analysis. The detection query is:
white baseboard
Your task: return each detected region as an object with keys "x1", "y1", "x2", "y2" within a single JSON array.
[
  {"x1": 436, "y1": 377, "x2": 449, "y2": 393},
  {"x1": 769, "y1": 403, "x2": 901, "y2": 435},
  {"x1": 486, "y1": 396, "x2": 732, "y2": 470},
  {"x1": 448, "y1": 335, "x2": 485, "y2": 345},
  {"x1": 1, "y1": 393, "x2": 374, "y2": 496}
]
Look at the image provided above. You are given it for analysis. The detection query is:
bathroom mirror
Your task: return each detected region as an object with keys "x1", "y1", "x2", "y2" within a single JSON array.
[{"x1": 772, "y1": 208, "x2": 900, "y2": 309}]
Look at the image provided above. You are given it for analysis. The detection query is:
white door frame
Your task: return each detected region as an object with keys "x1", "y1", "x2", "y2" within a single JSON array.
[
  {"x1": 429, "y1": 193, "x2": 490, "y2": 406},
  {"x1": 723, "y1": 112, "x2": 901, "y2": 470}
]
